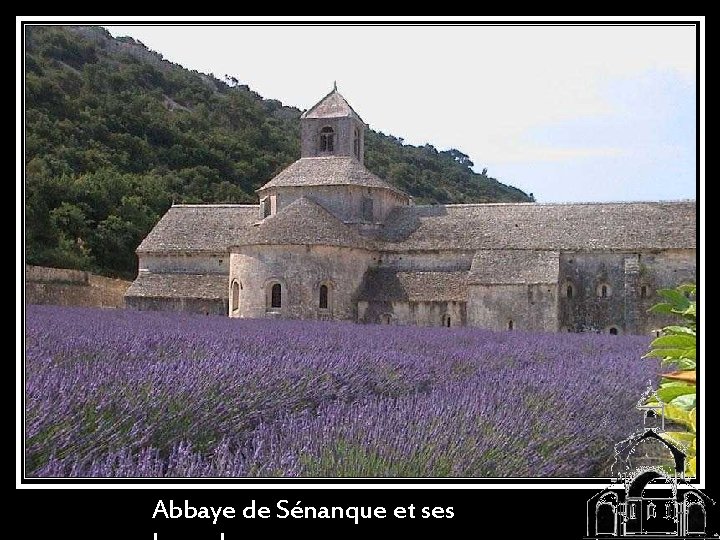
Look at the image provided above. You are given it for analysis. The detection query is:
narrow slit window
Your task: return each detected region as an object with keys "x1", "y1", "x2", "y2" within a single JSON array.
[
  {"x1": 231, "y1": 281, "x2": 240, "y2": 312},
  {"x1": 353, "y1": 127, "x2": 360, "y2": 159},
  {"x1": 319, "y1": 284, "x2": 328, "y2": 309},
  {"x1": 647, "y1": 502, "x2": 656, "y2": 520}
]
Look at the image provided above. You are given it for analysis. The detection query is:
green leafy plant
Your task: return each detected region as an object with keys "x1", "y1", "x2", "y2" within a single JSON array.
[{"x1": 643, "y1": 283, "x2": 697, "y2": 476}]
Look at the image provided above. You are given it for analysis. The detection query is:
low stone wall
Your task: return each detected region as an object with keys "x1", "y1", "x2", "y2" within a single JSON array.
[
  {"x1": 25, "y1": 265, "x2": 89, "y2": 284},
  {"x1": 125, "y1": 296, "x2": 227, "y2": 315},
  {"x1": 25, "y1": 265, "x2": 130, "y2": 308}
]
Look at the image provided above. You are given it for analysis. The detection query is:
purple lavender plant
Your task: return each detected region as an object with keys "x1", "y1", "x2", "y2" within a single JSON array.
[{"x1": 25, "y1": 305, "x2": 658, "y2": 477}]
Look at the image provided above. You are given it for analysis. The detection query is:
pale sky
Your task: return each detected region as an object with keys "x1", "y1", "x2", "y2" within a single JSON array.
[{"x1": 104, "y1": 24, "x2": 697, "y2": 203}]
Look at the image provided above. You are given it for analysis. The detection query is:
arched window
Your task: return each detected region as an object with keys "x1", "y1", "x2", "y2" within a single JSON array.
[
  {"x1": 353, "y1": 127, "x2": 360, "y2": 159},
  {"x1": 685, "y1": 493, "x2": 706, "y2": 535},
  {"x1": 609, "y1": 327, "x2": 618, "y2": 335},
  {"x1": 595, "y1": 492, "x2": 618, "y2": 536},
  {"x1": 508, "y1": 320, "x2": 514, "y2": 331},
  {"x1": 271, "y1": 283, "x2": 282, "y2": 309},
  {"x1": 319, "y1": 284, "x2": 329, "y2": 309},
  {"x1": 381, "y1": 313, "x2": 392, "y2": 325},
  {"x1": 443, "y1": 314, "x2": 451, "y2": 327},
  {"x1": 319, "y1": 126, "x2": 335, "y2": 152},
  {"x1": 597, "y1": 283, "x2": 612, "y2": 298},
  {"x1": 641, "y1": 285, "x2": 648, "y2": 298},
  {"x1": 231, "y1": 280, "x2": 240, "y2": 312},
  {"x1": 566, "y1": 284, "x2": 574, "y2": 299}
]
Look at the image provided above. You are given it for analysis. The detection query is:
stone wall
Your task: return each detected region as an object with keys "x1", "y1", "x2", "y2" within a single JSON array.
[
  {"x1": 558, "y1": 249, "x2": 695, "y2": 334},
  {"x1": 266, "y1": 185, "x2": 406, "y2": 225},
  {"x1": 359, "y1": 299, "x2": 467, "y2": 326},
  {"x1": 300, "y1": 116, "x2": 365, "y2": 163},
  {"x1": 633, "y1": 249, "x2": 696, "y2": 334},
  {"x1": 559, "y1": 252, "x2": 631, "y2": 334},
  {"x1": 26, "y1": 265, "x2": 89, "y2": 284},
  {"x1": 125, "y1": 296, "x2": 227, "y2": 315},
  {"x1": 25, "y1": 265, "x2": 129, "y2": 308},
  {"x1": 229, "y1": 244, "x2": 374, "y2": 320},
  {"x1": 467, "y1": 283, "x2": 559, "y2": 332}
]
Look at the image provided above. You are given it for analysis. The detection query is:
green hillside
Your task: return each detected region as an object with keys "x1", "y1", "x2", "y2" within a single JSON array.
[{"x1": 25, "y1": 25, "x2": 533, "y2": 278}]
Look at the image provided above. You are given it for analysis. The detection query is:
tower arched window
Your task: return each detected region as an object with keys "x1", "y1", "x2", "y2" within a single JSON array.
[
  {"x1": 566, "y1": 283, "x2": 574, "y2": 299},
  {"x1": 271, "y1": 283, "x2": 282, "y2": 309},
  {"x1": 319, "y1": 126, "x2": 335, "y2": 152},
  {"x1": 319, "y1": 284, "x2": 329, "y2": 309},
  {"x1": 353, "y1": 127, "x2": 361, "y2": 159}
]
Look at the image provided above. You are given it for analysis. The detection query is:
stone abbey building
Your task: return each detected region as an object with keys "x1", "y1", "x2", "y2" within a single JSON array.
[{"x1": 126, "y1": 88, "x2": 696, "y2": 334}]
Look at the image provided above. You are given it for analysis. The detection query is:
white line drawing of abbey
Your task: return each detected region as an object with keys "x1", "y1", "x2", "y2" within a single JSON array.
[{"x1": 586, "y1": 388, "x2": 714, "y2": 539}]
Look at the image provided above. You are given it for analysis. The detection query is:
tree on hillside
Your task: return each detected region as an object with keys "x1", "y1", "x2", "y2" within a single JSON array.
[{"x1": 24, "y1": 25, "x2": 532, "y2": 277}]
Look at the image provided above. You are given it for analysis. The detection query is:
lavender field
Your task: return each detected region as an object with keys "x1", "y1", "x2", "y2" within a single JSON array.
[{"x1": 25, "y1": 305, "x2": 659, "y2": 478}]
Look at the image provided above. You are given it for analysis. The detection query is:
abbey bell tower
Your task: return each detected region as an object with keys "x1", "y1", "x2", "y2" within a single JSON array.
[{"x1": 300, "y1": 84, "x2": 366, "y2": 164}]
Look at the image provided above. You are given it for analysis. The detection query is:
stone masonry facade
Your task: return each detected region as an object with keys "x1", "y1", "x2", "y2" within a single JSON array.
[{"x1": 126, "y1": 87, "x2": 696, "y2": 335}]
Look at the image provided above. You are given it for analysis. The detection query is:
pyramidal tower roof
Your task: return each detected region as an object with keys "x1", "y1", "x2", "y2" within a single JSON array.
[
  {"x1": 258, "y1": 156, "x2": 406, "y2": 195},
  {"x1": 301, "y1": 84, "x2": 365, "y2": 122}
]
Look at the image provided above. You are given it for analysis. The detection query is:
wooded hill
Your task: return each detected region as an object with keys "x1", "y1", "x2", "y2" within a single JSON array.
[{"x1": 25, "y1": 25, "x2": 532, "y2": 278}]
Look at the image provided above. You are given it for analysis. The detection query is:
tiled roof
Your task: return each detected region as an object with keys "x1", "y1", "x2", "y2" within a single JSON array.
[
  {"x1": 234, "y1": 197, "x2": 375, "y2": 250},
  {"x1": 137, "y1": 198, "x2": 375, "y2": 253},
  {"x1": 137, "y1": 201, "x2": 696, "y2": 255},
  {"x1": 357, "y1": 269, "x2": 468, "y2": 302},
  {"x1": 301, "y1": 89, "x2": 364, "y2": 121},
  {"x1": 380, "y1": 201, "x2": 696, "y2": 251},
  {"x1": 468, "y1": 250, "x2": 559, "y2": 284},
  {"x1": 258, "y1": 156, "x2": 406, "y2": 195},
  {"x1": 125, "y1": 273, "x2": 228, "y2": 299},
  {"x1": 137, "y1": 205, "x2": 258, "y2": 253}
]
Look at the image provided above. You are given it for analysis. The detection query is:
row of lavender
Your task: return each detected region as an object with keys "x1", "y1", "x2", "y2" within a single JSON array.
[{"x1": 26, "y1": 305, "x2": 658, "y2": 477}]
